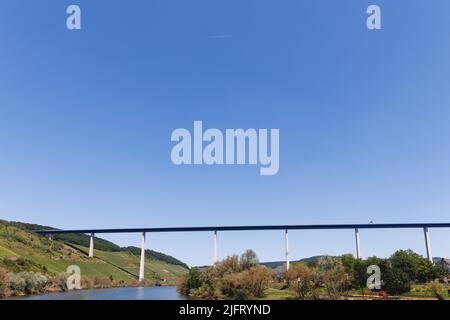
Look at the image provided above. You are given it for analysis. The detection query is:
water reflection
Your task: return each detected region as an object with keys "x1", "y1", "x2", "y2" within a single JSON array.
[{"x1": 14, "y1": 286, "x2": 186, "y2": 300}]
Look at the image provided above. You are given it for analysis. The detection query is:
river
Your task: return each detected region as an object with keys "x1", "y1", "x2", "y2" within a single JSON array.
[{"x1": 13, "y1": 286, "x2": 187, "y2": 300}]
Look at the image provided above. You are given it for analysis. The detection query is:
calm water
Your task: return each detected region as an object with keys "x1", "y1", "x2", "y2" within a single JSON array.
[{"x1": 15, "y1": 286, "x2": 187, "y2": 300}]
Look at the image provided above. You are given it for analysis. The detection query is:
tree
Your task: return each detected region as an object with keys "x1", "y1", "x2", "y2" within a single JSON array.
[
  {"x1": 382, "y1": 266, "x2": 411, "y2": 295},
  {"x1": 178, "y1": 268, "x2": 201, "y2": 295},
  {"x1": 214, "y1": 255, "x2": 241, "y2": 276},
  {"x1": 239, "y1": 250, "x2": 259, "y2": 270},
  {"x1": 285, "y1": 263, "x2": 317, "y2": 300},
  {"x1": 352, "y1": 259, "x2": 370, "y2": 296},
  {"x1": 317, "y1": 256, "x2": 350, "y2": 299},
  {"x1": 389, "y1": 250, "x2": 445, "y2": 283},
  {"x1": 222, "y1": 265, "x2": 273, "y2": 299}
]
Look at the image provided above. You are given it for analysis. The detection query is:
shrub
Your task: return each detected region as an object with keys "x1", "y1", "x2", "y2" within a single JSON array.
[
  {"x1": 243, "y1": 266, "x2": 273, "y2": 297},
  {"x1": 178, "y1": 268, "x2": 201, "y2": 295},
  {"x1": 48, "y1": 273, "x2": 69, "y2": 292},
  {"x1": 317, "y1": 256, "x2": 350, "y2": 299},
  {"x1": 81, "y1": 277, "x2": 94, "y2": 289},
  {"x1": 285, "y1": 263, "x2": 318, "y2": 300},
  {"x1": 15, "y1": 272, "x2": 47, "y2": 294},
  {"x1": 382, "y1": 266, "x2": 411, "y2": 295},
  {"x1": 93, "y1": 276, "x2": 113, "y2": 288},
  {"x1": 222, "y1": 266, "x2": 273, "y2": 299},
  {"x1": 222, "y1": 272, "x2": 251, "y2": 300},
  {"x1": 8, "y1": 273, "x2": 26, "y2": 293}
]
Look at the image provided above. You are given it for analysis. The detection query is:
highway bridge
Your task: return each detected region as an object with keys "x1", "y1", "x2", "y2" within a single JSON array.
[{"x1": 34, "y1": 223, "x2": 450, "y2": 281}]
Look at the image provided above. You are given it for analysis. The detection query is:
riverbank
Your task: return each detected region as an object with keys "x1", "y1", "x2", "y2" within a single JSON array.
[{"x1": 0, "y1": 272, "x2": 176, "y2": 299}]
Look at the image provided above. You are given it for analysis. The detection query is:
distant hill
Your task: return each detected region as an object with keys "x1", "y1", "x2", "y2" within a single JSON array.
[
  {"x1": 262, "y1": 255, "x2": 328, "y2": 270},
  {"x1": 0, "y1": 220, "x2": 188, "y2": 283}
]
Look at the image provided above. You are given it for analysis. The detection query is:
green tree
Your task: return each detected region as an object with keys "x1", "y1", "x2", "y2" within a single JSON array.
[
  {"x1": 239, "y1": 250, "x2": 259, "y2": 270},
  {"x1": 389, "y1": 250, "x2": 445, "y2": 283},
  {"x1": 352, "y1": 259, "x2": 369, "y2": 296},
  {"x1": 382, "y1": 266, "x2": 411, "y2": 295},
  {"x1": 317, "y1": 256, "x2": 350, "y2": 299},
  {"x1": 178, "y1": 268, "x2": 201, "y2": 295}
]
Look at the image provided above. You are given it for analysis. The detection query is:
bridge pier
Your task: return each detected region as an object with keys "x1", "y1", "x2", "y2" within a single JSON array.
[
  {"x1": 285, "y1": 230, "x2": 290, "y2": 271},
  {"x1": 355, "y1": 228, "x2": 361, "y2": 259},
  {"x1": 213, "y1": 231, "x2": 218, "y2": 265},
  {"x1": 89, "y1": 233, "x2": 94, "y2": 258},
  {"x1": 139, "y1": 232, "x2": 146, "y2": 281},
  {"x1": 423, "y1": 227, "x2": 433, "y2": 262}
]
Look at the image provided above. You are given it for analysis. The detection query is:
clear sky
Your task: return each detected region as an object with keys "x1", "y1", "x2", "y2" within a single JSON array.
[{"x1": 1, "y1": 0, "x2": 450, "y2": 267}]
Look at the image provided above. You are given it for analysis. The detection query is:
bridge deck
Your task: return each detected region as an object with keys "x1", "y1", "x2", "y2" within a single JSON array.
[{"x1": 33, "y1": 223, "x2": 450, "y2": 235}]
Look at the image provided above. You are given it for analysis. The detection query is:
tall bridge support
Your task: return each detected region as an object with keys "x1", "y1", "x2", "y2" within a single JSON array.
[
  {"x1": 213, "y1": 231, "x2": 218, "y2": 265},
  {"x1": 355, "y1": 228, "x2": 361, "y2": 259},
  {"x1": 89, "y1": 233, "x2": 94, "y2": 258},
  {"x1": 139, "y1": 232, "x2": 146, "y2": 281},
  {"x1": 285, "y1": 229, "x2": 290, "y2": 271},
  {"x1": 423, "y1": 227, "x2": 433, "y2": 262}
]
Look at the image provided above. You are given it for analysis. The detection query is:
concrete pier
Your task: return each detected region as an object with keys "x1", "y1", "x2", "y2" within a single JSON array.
[
  {"x1": 89, "y1": 233, "x2": 94, "y2": 258},
  {"x1": 285, "y1": 229, "x2": 290, "y2": 271},
  {"x1": 139, "y1": 232, "x2": 146, "y2": 281},
  {"x1": 213, "y1": 231, "x2": 218, "y2": 264},
  {"x1": 423, "y1": 227, "x2": 432, "y2": 262},
  {"x1": 355, "y1": 228, "x2": 361, "y2": 259}
]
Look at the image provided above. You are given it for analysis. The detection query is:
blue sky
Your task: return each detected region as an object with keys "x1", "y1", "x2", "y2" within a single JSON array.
[{"x1": 1, "y1": 0, "x2": 450, "y2": 266}]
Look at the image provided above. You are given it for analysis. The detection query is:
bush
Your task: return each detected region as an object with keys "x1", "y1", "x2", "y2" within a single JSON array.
[
  {"x1": 178, "y1": 268, "x2": 201, "y2": 295},
  {"x1": 8, "y1": 273, "x2": 26, "y2": 293},
  {"x1": 317, "y1": 257, "x2": 350, "y2": 299},
  {"x1": 383, "y1": 266, "x2": 411, "y2": 295},
  {"x1": 222, "y1": 272, "x2": 251, "y2": 300},
  {"x1": 285, "y1": 263, "x2": 318, "y2": 300},
  {"x1": 81, "y1": 277, "x2": 94, "y2": 289},
  {"x1": 243, "y1": 266, "x2": 273, "y2": 297},
  {"x1": 93, "y1": 276, "x2": 113, "y2": 288},
  {"x1": 48, "y1": 273, "x2": 68, "y2": 292},
  {"x1": 14, "y1": 272, "x2": 47, "y2": 294},
  {"x1": 222, "y1": 266, "x2": 273, "y2": 299}
]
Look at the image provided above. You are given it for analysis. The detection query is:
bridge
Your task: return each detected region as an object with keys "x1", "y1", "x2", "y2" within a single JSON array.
[{"x1": 34, "y1": 223, "x2": 450, "y2": 281}]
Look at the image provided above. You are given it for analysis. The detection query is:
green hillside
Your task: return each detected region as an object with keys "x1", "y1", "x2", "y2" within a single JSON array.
[
  {"x1": 10, "y1": 221, "x2": 188, "y2": 269},
  {"x1": 0, "y1": 220, "x2": 188, "y2": 283}
]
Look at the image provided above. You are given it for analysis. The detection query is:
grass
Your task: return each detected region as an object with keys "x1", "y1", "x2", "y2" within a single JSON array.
[{"x1": 263, "y1": 287, "x2": 297, "y2": 300}]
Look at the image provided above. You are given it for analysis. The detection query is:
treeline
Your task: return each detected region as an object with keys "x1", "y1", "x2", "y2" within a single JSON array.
[
  {"x1": 286, "y1": 250, "x2": 448, "y2": 299},
  {"x1": 8, "y1": 221, "x2": 188, "y2": 269},
  {"x1": 178, "y1": 249, "x2": 449, "y2": 300},
  {"x1": 122, "y1": 246, "x2": 189, "y2": 269}
]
